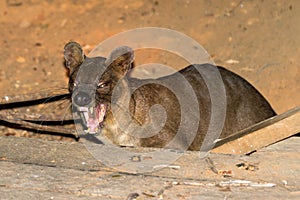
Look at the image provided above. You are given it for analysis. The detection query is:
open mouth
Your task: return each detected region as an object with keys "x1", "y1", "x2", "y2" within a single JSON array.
[{"x1": 77, "y1": 103, "x2": 107, "y2": 134}]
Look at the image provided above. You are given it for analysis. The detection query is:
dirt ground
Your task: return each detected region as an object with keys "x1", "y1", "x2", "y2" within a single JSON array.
[
  {"x1": 0, "y1": 0, "x2": 299, "y2": 138},
  {"x1": 0, "y1": 1, "x2": 299, "y2": 199}
]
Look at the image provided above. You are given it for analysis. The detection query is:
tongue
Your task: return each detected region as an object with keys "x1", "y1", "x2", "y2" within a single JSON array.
[
  {"x1": 82, "y1": 111, "x2": 98, "y2": 133},
  {"x1": 81, "y1": 104, "x2": 106, "y2": 134}
]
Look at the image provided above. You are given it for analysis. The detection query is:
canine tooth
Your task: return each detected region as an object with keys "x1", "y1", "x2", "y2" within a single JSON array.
[
  {"x1": 78, "y1": 107, "x2": 88, "y2": 112},
  {"x1": 83, "y1": 112, "x2": 89, "y2": 121}
]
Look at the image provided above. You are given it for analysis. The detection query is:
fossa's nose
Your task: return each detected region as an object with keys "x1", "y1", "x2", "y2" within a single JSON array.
[{"x1": 74, "y1": 92, "x2": 92, "y2": 106}]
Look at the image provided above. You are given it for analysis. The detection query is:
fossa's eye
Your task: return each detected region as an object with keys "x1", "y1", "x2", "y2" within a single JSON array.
[
  {"x1": 73, "y1": 82, "x2": 78, "y2": 87},
  {"x1": 97, "y1": 82, "x2": 107, "y2": 89}
]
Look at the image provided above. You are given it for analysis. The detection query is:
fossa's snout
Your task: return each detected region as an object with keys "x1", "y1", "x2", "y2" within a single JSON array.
[{"x1": 73, "y1": 92, "x2": 92, "y2": 107}]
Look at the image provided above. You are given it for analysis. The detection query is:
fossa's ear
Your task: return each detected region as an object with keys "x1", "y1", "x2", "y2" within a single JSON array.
[
  {"x1": 105, "y1": 46, "x2": 134, "y2": 76},
  {"x1": 64, "y1": 42, "x2": 85, "y2": 69}
]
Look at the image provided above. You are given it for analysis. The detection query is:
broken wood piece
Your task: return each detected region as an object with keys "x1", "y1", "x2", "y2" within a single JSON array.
[
  {"x1": 218, "y1": 180, "x2": 276, "y2": 187},
  {"x1": 212, "y1": 106, "x2": 300, "y2": 154}
]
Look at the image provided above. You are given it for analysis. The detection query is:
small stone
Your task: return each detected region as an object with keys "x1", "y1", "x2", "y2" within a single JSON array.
[
  {"x1": 20, "y1": 20, "x2": 31, "y2": 28},
  {"x1": 130, "y1": 155, "x2": 141, "y2": 162},
  {"x1": 60, "y1": 19, "x2": 67, "y2": 27},
  {"x1": 118, "y1": 16, "x2": 125, "y2": 24},
  {"x1": 225, "y1": 59, "x2": 239, "y2": 64},
  {"x1": 14, "y1": 83, "x2": 20, "y2": 88},
  {"x1": 7, "y1": 0, "x2": 22, "y2": 6},
  {"x1": 16, "y1": 57, "x2": 26, "y2": 63}
]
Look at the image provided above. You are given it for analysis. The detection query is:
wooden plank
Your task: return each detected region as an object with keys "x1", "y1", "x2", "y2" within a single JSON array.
[
  {"x1": 212, "y1": 106, "x2": 300, "y2": 154},
  {"x1": 1, "y1": 136, "x2": 300, "y2": 199}
]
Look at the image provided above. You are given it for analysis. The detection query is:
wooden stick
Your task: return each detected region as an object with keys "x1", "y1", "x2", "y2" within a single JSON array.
[{"x1": 212, "y1": 106, "x2": 300, "y2": 154}]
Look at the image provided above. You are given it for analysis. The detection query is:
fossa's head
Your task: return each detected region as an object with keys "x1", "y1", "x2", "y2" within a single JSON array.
[{"x1": 64, "y1": 42, "x2": 134, "y2": 133}]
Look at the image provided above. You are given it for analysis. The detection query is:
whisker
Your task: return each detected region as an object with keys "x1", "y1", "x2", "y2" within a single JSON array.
[
  {"x1": 35, "y1": 97, "x2": 73, "y2": 124},
  {"x1": 61, "y1": 101, "x2": 73, "y2": 124},
  {"x1": 0, "y1": 111, "x2": 76, "y2": 136},
  {"x1": 0, "y1": 110, "x2": 66, "y2": 122},
  {"x1": 0, "y1": 86, "x2": 75, "y2": 136},
  {"x1": 0, "y1": 87, "x2": 69, "y2": 105},
  {"x1": 39, "y1": 88, "x2": 70, "y2": 105}
]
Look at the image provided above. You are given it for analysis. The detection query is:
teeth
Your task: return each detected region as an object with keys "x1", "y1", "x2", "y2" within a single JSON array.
[
  {"x1": 84, "y1": 128, "x2": 98, "y2": 133},
  {"x1": 85, "y1": 128, "x2": 98, "y2": 134},
  {"x1": 83, "y1": 112, "x2": 89, "y2": 122},
  {"x1": 78, "y1": 105, "x2": 105, "y2": 134},
  {"x1": 78, "y1": 107, "x2": 88, "y2": 112}
]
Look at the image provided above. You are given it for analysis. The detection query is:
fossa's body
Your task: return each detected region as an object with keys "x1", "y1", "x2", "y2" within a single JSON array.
[{"x1": 64, "y1": 42, "x2": 276, "y2": 151}]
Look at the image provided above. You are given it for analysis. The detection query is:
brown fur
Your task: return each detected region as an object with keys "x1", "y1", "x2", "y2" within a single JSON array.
[{"x1": 64, "y1": 42, "x2": 276, "y2": 151}]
